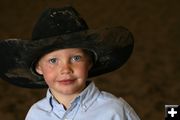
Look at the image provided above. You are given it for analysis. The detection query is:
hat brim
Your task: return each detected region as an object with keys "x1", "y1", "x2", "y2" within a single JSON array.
[{"x1": 0, "y1": 26, "x2": 133, "y2": 88}]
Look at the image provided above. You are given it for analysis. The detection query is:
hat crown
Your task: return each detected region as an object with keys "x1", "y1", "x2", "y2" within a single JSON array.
[{"x1": 32, "y1": 6, "x2": 88, "y2": 40}]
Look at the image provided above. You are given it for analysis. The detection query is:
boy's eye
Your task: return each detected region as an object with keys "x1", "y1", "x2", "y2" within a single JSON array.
[
  {"x1": 49, "y1": 58, "x2": 57, "y2": 64},
  {"x1": 71, "y1": 55, "x2": 81, "y2": 61}
]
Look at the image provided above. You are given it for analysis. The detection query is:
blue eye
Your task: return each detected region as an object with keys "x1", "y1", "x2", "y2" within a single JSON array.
[
  {"x1": 49, "y1": 58, "x2": 57, "y2": 64},
  {"x1": 72, "y1": 55, "x2": 81, "y2": 61}
]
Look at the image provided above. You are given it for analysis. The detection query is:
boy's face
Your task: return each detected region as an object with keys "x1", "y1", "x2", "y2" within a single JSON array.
[{"x1": 36, "y1": 48, "x2": 92, "y2": 96}]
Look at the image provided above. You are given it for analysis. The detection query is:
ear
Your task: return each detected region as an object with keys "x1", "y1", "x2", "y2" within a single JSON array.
[
  {"x1": 88, "y1": 62, "x2": 93, "y2": 71},
  {"x1": 35, "y1": 64, "x2": 43, "y2": 75}
]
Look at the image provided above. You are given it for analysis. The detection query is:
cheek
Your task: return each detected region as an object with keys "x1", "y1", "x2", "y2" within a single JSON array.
[
  {"x1": 40, "y1": 67, "x2": 57, "y2": 82},
  {"x1": 75, "y1": 63, "x2": 90, "y2": 77}
]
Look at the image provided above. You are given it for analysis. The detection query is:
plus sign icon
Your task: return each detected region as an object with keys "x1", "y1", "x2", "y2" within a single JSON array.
[{"x1": 165, "y1": 105, "x2": 180, "y2": 120}]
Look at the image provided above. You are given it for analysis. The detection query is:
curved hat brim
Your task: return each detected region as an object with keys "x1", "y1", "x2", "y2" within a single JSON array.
[{"x1": 0, "y1": 26, "x2": 133, "y2": 88}]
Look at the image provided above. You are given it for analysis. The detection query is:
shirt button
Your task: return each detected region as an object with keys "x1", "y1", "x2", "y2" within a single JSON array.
[
  {"x1": 81, "y1": 104, "x2": 87, "y2": 112},
  {"x1": 83, "y1": 105, "x2": 87, "y2": 109}
]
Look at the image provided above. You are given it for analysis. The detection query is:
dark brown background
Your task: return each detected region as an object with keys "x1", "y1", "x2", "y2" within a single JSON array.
[{"x1": 0, "y1": 0, "x2": 179, "y2": 120}]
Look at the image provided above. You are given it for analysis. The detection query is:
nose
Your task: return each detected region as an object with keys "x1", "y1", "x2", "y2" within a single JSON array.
[{"x1": 59, "y1": 63, "x2": 72, "y2": 75}]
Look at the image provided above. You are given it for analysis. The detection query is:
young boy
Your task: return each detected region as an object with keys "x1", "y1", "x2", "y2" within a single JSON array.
[{"x1": 0, "y1": 6, "x2": 140, "y2": 120}]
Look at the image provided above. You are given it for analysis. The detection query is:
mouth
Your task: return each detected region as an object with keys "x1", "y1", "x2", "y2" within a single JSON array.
[{"x1": 57, "y1": 79, "x2": 76, "y2": 85}]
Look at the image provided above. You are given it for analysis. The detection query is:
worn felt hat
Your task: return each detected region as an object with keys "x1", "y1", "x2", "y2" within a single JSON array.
[{"x1": 0, "y1": 6, "x2": 134, "y2": 88}]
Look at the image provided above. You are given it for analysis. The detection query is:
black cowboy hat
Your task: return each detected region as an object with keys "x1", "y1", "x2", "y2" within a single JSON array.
[{"x1": 0, "y1": 6, "x2": 134, "y2": 88}]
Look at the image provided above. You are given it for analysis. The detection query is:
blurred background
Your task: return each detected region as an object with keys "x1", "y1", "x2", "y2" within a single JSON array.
[{"x1": 0, "y1": 0, "x2": 179, "y2": 119}]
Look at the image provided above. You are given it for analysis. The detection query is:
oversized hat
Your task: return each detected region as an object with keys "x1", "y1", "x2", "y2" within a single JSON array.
[{"x1": 0, "y1": 6, "x2": 134, "y2": 88}]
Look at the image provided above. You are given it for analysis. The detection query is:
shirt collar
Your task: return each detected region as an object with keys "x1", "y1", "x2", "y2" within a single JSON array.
[
  {"x1": 78, "y1": 81, "x2": 100, "y2": 111},
  {"x1": 36, "y1": 89, "x2": 53, "y2": 112}
]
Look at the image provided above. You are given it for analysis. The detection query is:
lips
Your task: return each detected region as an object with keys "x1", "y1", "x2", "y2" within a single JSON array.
[{"x1": 57, "y1": 79, "x2": 76, "y2": 85}]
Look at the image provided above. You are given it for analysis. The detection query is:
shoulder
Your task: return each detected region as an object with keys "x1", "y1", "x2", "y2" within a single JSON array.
[
  {"x1": 97, "y1": 91, "x2": 127, "y2": 109},
  {"x1": 30, "y1": 97, "x2": 52, "y2": 112},
  {"x1": 95, "y1": 91, "x2": 140, "y2": 119},
  {"x1": 25, "y1": 97, "x2": 51, "y2": 120}
]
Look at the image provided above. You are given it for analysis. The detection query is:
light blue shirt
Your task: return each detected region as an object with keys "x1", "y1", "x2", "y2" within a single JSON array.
[{"x1": 25, "y1": 82, "x2": 140, "y2": 120}]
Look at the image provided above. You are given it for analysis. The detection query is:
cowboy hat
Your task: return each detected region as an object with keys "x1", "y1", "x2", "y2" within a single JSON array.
[{"x1": 0, "y1": 6, "x2": 134, "y2": 88}]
